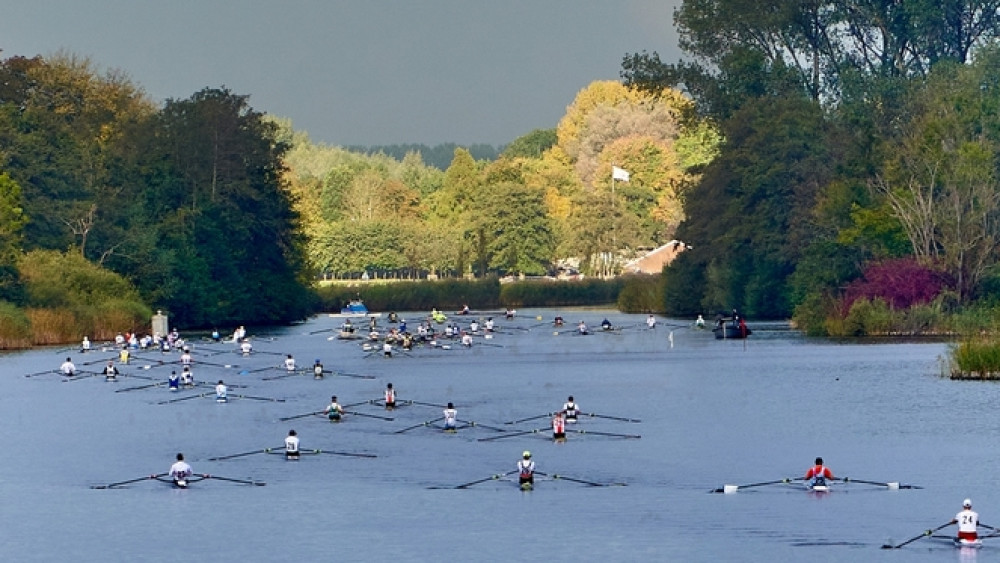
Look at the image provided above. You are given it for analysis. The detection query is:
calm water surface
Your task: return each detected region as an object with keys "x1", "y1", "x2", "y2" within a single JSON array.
[{"x1": 0, "y1": 310, "x2": 989, "y2": 562}]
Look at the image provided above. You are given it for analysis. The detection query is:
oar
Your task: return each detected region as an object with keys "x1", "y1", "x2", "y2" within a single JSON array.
[
  {"x1": 91, "y1": 473, "x2": 168, "y2": 489},
  {"x1": 477, "y1": 428, "x2": 548, "y2": 442},
  {"x1": 81, "y1": 356, "x2": 119, "y2": 366},
  {"x1": 261, "y1": 372, "x2": 301, "y2": 381},
  {"x1": 207, "y1": 448, "x2": 274, "y2": 461},
  {"x1": 580, "y1": 412, "x2": 642, "y2": 423},
  {"x1": 881, "y1": 522, "x2": 953, "y2": 549},
  {"x1": 230, "y1": 394, "x2": 285, "y2": 402},
  {"x1": 343, "y1": 410, "x2": 395, "y2": 421},
  {"x1": 278, "y1": 411, "x2": 323, "y2": 422},
  {"x1": 394, "y1": 417, "x2": 444, "y2": 434},
  {"x1": 565, "y1": 429, "x2": 641, "y2": 439},
  {"x1": 710, "y1": 478, "x2": 798, "y2": 493},
  {"x1": 503, "y1": 413, "x2": 553, "y2": 425},
  {"x1": 329, "y1": 370, "x2": 376, "y2": 379},
  {"x1": 840, "y1": 477, "x2": 922, "y2": 489},
  {"x1": 244, "y1": 365, "x2": 280, "y2": 374},
  {"x1": 305, "y1": 449, "x2": 377, "y2": 459},
  {"x1": 24, "y1": 369, "x2": 57, "y2": 378},
  {"x1": 157, "y1": 393, "x2": 209, "y2": 404},
  {"x1": 115, "y1": 382, "x2": 164, "y2": 393},
  {"x1": 536, "y1": 471, "x2": 626, "y2": 487},
  {"x1": 201, "y1": 474, "x2": 266, "y2": 486},
  {"x1": 430, "y1": 471, "x2": 515, "y2": 489},
  {"x1": 408, "y1": 400, "x2": 447, "y2": 409},
  {"x1": 456, "y1": 419, "x2": 507, "y2": 432}
]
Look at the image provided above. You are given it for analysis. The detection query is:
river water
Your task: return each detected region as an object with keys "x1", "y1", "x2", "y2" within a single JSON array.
[{"x1": 0, "y1": 309, "x2": 991, "y2": 562}]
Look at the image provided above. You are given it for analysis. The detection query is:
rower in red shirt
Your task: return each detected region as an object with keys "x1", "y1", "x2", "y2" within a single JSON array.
[{"x1": 804, "y1": 457, "x2": 834, "y2": 486}]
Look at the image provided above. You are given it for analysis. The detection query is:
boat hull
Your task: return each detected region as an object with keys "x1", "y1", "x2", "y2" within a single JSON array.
[{"x1": 713, "y1": 325, "x2": 751, "y2": 339}]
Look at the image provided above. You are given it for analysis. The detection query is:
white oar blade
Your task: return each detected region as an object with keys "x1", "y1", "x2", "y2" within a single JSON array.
[
  {"x1": 723, "y1": 484, "x2": 739, "y2": 494},
  {"x1": 887, "y1": 482, "x2": 899, "y2": 490}
]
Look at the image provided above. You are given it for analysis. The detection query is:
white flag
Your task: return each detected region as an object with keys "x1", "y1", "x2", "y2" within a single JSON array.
[{"x1": 612, "y1": 166, "x2": 630, "y2": 182}]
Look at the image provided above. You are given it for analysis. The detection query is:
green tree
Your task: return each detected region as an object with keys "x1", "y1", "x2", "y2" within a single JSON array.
[{"x1": 477, "y1": 181, "x2": 554, "y2": 275}]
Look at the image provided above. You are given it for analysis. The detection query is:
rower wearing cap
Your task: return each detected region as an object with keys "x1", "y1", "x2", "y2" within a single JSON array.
[
  {"x1": 169, "y1": 453, "x2": 193, "y2": 486},
  {"x1": 285, "y1": 430, "x2": 300, "y2": 459},
  {"x1": 517, "y1": 451, "x2": 535, "y2": 486},
  {"x1": 951, "y1": 499, "x2": 980, "y2": 542},
  {"x1": 313, "y1": 359, "x2": 324, "y2": 379},
  {"x1": 804, "y1": 457, "x2": 834, "y2": 487},
  {"x1": 443, "y1": 402, "x2": 457, "y2": 432},
  {"x1": 324, "y1": 396, "x2": 343, "y2": 421},
  {"x1": 562, "y1": 396, "x2": 579, "y2": 422}
]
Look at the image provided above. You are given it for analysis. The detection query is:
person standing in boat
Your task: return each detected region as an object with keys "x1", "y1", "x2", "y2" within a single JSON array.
[
  {"x1": 169, "y1": 453, "x2": 193, "y2": 485},
  {"x1": 384, "y1": 383, "x2": 396, "y2": 409},
  {"x1": 951, "y1": 499, "x2": 980, "y2": 543},
  {"x1": 562, "y1": 396, "x2": 580, "y2": 422},
  {"x1": 324, "y1": 396, "x2": 344, "y2": 421},
  {"x1": 517, "y1": 451, "x2": 535, "y2": 486},
  {"x1": 285, "y1": 430, "x2": 300, "y2": 459},
  {"x1": 804, "y1": 457, "x2": 834, "y2": 487},
  {"x1": 443, "y1": 402, "x2": 458, "y2": 431}
]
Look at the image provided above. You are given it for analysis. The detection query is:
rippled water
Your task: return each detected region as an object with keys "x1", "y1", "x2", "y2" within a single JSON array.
[{"x1": 1, "y1": 310, "x2": 989, "y2": 562}]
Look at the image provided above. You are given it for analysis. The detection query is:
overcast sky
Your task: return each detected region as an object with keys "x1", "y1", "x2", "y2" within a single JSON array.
[{"x1": 1, "y1": 1, "x2": 684, "y2": 147}]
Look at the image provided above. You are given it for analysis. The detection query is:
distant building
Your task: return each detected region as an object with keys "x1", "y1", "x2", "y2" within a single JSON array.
[{"x1": 622, "y1": 240, "x2": 690, "y2": 275}]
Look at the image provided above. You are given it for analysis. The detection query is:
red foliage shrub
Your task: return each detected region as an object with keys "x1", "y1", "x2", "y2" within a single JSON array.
[{"x1": 842, "y1": 258, "x2": 945, "y2": 310}]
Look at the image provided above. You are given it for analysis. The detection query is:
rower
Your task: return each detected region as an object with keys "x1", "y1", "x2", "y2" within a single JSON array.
[
  {"x1": 384, "y1": 383, "x2": 396, "y2": 409},
  {"x1": 60, "y1": 357, "x2": 76, "y2": 377},
  {"x1": 485, "y1": 318, "x2": 494, "y2": 332},
  {"x1": 160, "y1": 338, "x2": 171, "y2": 352},
  {"x1": 804, "y1": 457, "x2": 834, "y2": 487},
  {"x1": 505, "y1": 308, "x2": 515, "y2": 320},
  {"x1": 461, "y1": 332, "x2": 473, "y2": 348},
  {"x1": 388, "y1": 311, "x2": 399, "y2": 323},
  {"x1": 81, "y1": 336, "x2": 91, "y2": 353},
  {"x1": 577, "y1": 321, "x2": 589, "y2": 335},
  {"x1": 181, "y1": 366, "x2": 194, "y2": 387},
  {"x1": 215, "y1": 380, "x2": 227, "y2": 403},
  {"x1": 951, "y1": 498, "x2": 980, "y2": 543},
  {"x1": 517, "y1": 451, "x2": 535, "y2": 487},
  {"x1": 284, "y1": 354, "x2": 296, "y2": 372},
  {"x1": 553, "y1": 316, "x2": 564, "y2": 327},
  {"x1": 601, "y1": 319, "x2": 612, "y2": 331},
  {"x1": 285, "y1": 430, "x2": 300, "y2": 460},
  {"x1": 460, "y1": 304, "x2": 470, "y2": 315},
  {"x1": 169, "y1": 453, "x2": 193, "y2": 487},
  {"x1": 240, "y1": 339, "x2": 253, "y2": 356},
  {"x1": 211, "y1": 329, "x2": 221, "y2": 342},
  {"x1": 103, "y1": 361, "x2": 120, "y2": 382},
  {"x1": 313, "y1": 359, "x2": 324, "y2": 379},
  {"x1": 383, "y1": 342, "x2": 392, "y2": 358},
  {"x1": 180, "y1": 350, "x2": 192, "y2": 366},
  {"x1": 552, "y1": 411, "x2": 566, "y2": 441},
  {"x1": 695, "y1": 314, "x2": 706, "y2": 328},
  {"x1": 646, "y1": 314, "x2": 656, "y2": 329},
  {"x1": 119, "y1": 346, "x2": 130, "y2": 364},
  {"x1": 443, "y1": 402, "x2": 457, "y2": 432},
  {"x1": 324, "y1": 396, "x2": 343, "y2": 421},
  {"x1": 115, "y1": 333, "x2": 125, "y2": 346},
  {"x1": 469, "y1": 320, "x2": 479, "y2": 333},
  {"x1": 168, "y1": 370, "x2": 180, "y2": 391},
  {"x1": 562, "y1": 396, "x2": 579, "y2": 422}
]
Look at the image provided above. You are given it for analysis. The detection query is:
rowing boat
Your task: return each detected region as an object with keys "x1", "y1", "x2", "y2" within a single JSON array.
[{"x1": 955, "y1": 538, "x2": 983, "y2": 548}]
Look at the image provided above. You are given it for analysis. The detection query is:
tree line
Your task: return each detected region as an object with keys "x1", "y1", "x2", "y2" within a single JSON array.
[{"x1": 624, "y1": 0, "x2": 1000, "y2": 334}]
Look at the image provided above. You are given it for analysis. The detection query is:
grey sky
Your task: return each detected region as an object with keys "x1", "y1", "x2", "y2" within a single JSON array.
[{"x1": 1, "y1": 1, "x2": 683, "y2": 147}]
